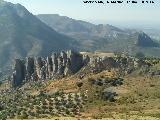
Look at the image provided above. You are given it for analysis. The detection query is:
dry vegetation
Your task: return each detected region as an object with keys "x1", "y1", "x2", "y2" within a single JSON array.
[
  {"x1": 41, "y1": 67, "x2": 160, "y2": 119},
  {"x1": 1, "y1": 54, "x2": 160, "y2": 120}
]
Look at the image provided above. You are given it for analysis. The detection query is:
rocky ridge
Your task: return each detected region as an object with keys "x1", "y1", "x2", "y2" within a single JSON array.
[
  {"x1": 11, "y1": 50, "x2": 149, "y2": 88},
  {"x1": 12, "y1": 50, "x2": 90, "y2": 87},
  {"x1": 37, "y1": 14, "x2": 160, "y2": 57}
]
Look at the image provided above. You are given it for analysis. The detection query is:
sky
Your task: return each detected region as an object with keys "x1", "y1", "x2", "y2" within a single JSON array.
[{"x1": 5, "y1": 0, "x2": 160, "y2": 29}]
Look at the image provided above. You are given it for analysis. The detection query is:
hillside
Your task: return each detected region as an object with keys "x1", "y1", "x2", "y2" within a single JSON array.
[
  {"x1": 1, "y1": 51, "x2": 160, "y2": 119},
  {"x1": 140, "y1": 28, "x2": 160, "y2": 41},
  {"x1": 37, "y1": 14, "x2": 160, "y2": 57},
  {"x1": 0, "y1": 1, "x2": 77, "y2": 70}
]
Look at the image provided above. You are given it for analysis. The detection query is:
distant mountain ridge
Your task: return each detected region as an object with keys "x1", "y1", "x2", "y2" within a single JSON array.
[
  {"x1": 37, "y1": 14, "x2": 160, "y2": 56},
  {"x1": 0, "y1": 1, "x2": 160, "y2": 71},
  {"x1": 37, "y1": 14, "x2": 125, "y2": 39},
  {"x1": 0, "y1": 1, "x2": 77, "y2": 70}
]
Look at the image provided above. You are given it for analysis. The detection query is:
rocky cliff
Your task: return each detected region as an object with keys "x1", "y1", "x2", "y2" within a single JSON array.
[
  {"x1": 11, "y1": 50, "x2": 151, "y2": 88},
  {"x1": 12, "y1": 50, "x2": 89, "y2": 87}
]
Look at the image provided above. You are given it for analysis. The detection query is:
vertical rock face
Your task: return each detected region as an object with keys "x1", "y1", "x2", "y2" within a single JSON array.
[
  {"x1": 91, "y1": 57, "x2": 104, "y2": 72},
  {"x1": 35, "y1": 57, "x2": 43, "y2": 79},
  {"x1": 40, "y1": 65, "x2": 46, "y2": 80},
  {"x1": 67, "y1": 50, "x2": 84, "y2": 73},
  {"x1": 46, "y1": 57, "x2": 53, "y2": 79},
  {"x1": 61, "y1": 51, "x2": 67, "y2": 66},
  {"x1": 90, "y1": 56, "x2": 118, "y2": 73},
  {"x1": 83, "y1": 55, "x2": 90, "y2": 65},
  {"x1": 12, "y1": 59, "x2": 26, "y2": 87},
  {"x1": 57, "y1": 56, "x2": 64, "y2": 75},
  {"x1": 11, "y1": 50, "x2": 85, "y2": 87},
  {"x1": 64, "y1": 58, "x2": 72, "y2": 76},
  {"x1": 52, "y1": 53, "x2": 58, "y2": 74},
  {"x1": 102, "y1": 57, "x2": 117, "y2": 69},
  {"x1": 26, "y1": 57, "x2": 34, "y2": 80}
]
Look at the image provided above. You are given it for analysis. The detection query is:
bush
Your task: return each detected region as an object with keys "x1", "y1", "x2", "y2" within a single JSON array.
[{"x1": 135, "y1": 52, "x2": 145, "y2": 59}]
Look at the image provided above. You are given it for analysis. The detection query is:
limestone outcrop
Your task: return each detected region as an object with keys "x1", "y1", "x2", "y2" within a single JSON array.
[
  {"x1": 12, "y1": 59, "x2": 26, "y2": 87},
  {"x1": 12, "y1": 50, "x2": 86, "y2": 87},
  {"x1": 11, "y1": 50, "x2": 144, "y2": 88}
]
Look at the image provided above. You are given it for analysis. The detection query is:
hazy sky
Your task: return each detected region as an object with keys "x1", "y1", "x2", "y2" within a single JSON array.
[{"x1": 5, "y1": 0, "x2": 160, "y2": 28}]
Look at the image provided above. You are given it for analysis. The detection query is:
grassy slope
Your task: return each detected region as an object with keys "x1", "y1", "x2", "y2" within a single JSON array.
[{"x1": 41, "y1": 67, "x2": 160, "y2": 119}]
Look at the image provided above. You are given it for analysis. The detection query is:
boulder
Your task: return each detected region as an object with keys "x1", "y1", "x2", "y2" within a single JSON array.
[{"x1": 102, "y1": 88, "x2": 118, "y2": 102}]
